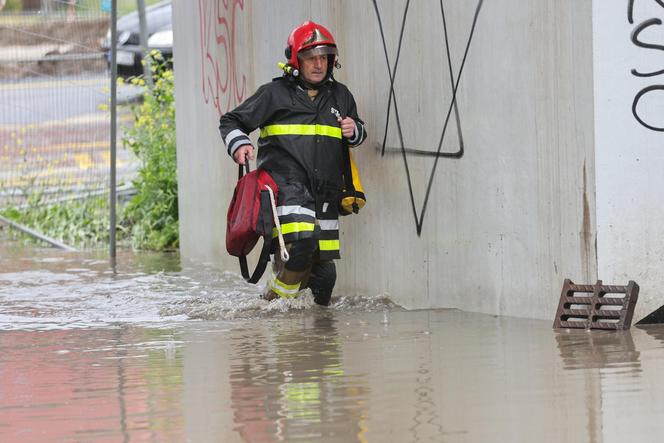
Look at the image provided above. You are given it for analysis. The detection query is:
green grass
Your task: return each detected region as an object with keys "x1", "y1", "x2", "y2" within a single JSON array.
[{"x1": 0, "y1": 195, "x2": 124, "y2": 250}]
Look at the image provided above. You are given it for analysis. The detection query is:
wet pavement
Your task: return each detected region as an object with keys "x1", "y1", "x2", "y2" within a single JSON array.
[{"x1": 2, "y1": 233, "x2": 664, "y2": 442}]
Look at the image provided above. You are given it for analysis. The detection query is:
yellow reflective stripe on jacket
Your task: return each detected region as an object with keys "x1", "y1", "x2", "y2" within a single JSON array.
[
  {"x1": 273, "y1": 222, "x2": 316, "y2": 238},
  {"x1": 260, "y1": 124, "x2": 342, "y2": 139},
  {"x1": 319, "y1": 239, "x2": 340, "y2": 251}
]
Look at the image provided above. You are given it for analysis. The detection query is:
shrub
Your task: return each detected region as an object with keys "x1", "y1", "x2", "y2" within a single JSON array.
[
  {"x1": 3, "y1": 0, "x2": 23, "y2": 12},
  {"x1": 121, "y1": 52, "x2": 178, "y2": 251}
]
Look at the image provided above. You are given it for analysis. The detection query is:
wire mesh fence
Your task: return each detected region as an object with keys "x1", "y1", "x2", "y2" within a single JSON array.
[{"x1": 0, "y1": 0, "x2": 140, "y2": 243}]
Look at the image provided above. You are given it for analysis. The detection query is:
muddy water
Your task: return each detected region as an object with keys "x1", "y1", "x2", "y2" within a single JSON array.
[{"x1": 2, "y1": 238, "x2": 664, "y2": 442}]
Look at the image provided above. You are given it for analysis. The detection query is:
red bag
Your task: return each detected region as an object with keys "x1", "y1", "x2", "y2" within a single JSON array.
[{"x1": 226, "y1": 164, "x2": 278, "y2": 283}]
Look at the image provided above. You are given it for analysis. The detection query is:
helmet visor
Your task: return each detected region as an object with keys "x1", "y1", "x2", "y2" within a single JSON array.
[{"x1": 298, "y1": 45, "x2": 338, "y2": 60}]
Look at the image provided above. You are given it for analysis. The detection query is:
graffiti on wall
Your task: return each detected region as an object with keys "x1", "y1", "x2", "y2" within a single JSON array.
[
  {"x1": 196, "y1": 0, "x2": 484, "y2": 236},
  {"x1": 372, "y1": 0, "x2": 485, "y2": 235},
  {"x1": 198, "y1": 0, "x2": 247, "y2": 116},
  {"x1": 628, "y1": 0, "x2": 664, "y2": 131}
]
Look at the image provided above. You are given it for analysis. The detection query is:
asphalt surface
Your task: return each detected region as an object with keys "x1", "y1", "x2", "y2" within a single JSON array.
[{"x1": 0, "y1": 74, "x2": 142, "y2": 126}]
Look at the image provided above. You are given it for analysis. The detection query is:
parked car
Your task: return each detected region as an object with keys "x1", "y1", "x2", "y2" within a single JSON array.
[{"x1": 102, "y1": 0, "x2": 172, "y2": 77}]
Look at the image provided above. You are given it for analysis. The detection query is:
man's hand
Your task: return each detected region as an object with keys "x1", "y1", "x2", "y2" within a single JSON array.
[
  {"x1": 338, "y1": 116, "x2": 356, "y2": 139},
  {"x1": 233, "y1": 144, "x2": 254, "y2": 165}
]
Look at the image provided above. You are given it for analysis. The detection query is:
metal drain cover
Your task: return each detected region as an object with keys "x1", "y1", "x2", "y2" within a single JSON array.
[{"x1": 553, "y1": 279, "x2": 639, "y2": 330}]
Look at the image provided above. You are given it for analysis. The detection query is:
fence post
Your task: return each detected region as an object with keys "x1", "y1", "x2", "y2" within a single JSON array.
[
  {"x1": 110, "y1": 0, "x2": 117, "y2": 267},
  {"x1": 137, "y1": 0, "x2": 153, "y2": 86}
]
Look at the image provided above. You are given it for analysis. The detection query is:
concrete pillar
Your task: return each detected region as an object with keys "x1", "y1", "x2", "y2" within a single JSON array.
[
  {"x1": 173, "y1": 1, "x2": 605, "y2": 320},
  {"x1": 593, "y1": 1, "x2": 664, "y2": 322}
]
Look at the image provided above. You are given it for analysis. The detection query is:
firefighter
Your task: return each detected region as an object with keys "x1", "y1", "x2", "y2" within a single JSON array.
[{"x1": 219, "y1": 21, "x2": 367, "y2": 305}]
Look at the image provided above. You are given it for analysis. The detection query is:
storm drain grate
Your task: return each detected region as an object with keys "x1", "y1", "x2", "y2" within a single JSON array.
[{"x1": 553, "y1": 279, "x2": 639, "y2": 330}]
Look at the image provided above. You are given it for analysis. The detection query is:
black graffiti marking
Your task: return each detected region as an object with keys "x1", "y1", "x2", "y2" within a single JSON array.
[
  {"x1": 372, "y1": 0, "x2": 419, "y2": 230},
  {"x1": 631, "y1": 18, "x2": 664, "y2": 51},
  {"x1": 628, "y1": 0, "x2": 664, "y2": 24},
  {"x1": 628, "y1": 1, "x2": 664, "y2": 131},
  {"x1": 632, "y1": 85, "x2": 664, "y2": 131},
  {"x1": 631, "y1": 69, "x2": 664, "y2": 77},
  {"x1": 438, "y1": 0, "x2": 466, "y2": 160},
  {"x1": 372, "y1": 0, "x2": 485, "y2": 235},
  {"x1": 631, "y1": 67, "x2": 664, "y2": 77},
  {"x1": 374, "y1": 0, "x2": 465, "y2": 159},
  {"x1": 380, "y1": 147, "x2": 453, "y2": 157},
  {"x1": 373, "y1": 0, "x2": 410, "y2": 158},
  {"x1": 629, "y1": 18, "x2": 664, "y2": 77}
]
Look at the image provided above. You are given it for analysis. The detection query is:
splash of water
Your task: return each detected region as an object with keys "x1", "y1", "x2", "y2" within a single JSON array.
[{"x1": 0, "y1": 239, "x2": 399, "y2": 330}]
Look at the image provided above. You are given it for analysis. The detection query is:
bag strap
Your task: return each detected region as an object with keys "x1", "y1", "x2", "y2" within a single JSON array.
[
  {"x1": 235, "y1": 160, "x2": 272, "y2": 283},
  {"x1": 238, "y1": 161, "x2": 250, "y2": 179},
  {"x1": 239, "y1": 189, "x2": 273, "y2": 284}
]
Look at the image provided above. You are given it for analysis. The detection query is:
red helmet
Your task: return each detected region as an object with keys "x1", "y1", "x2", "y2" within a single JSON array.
[{"x1": 285, "y1": 21, "x2": 338, "y2": 70}]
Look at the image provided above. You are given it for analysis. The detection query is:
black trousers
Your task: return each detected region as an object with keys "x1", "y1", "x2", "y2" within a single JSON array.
[{"x1": 302, "y1": 259, "x2": 336, "y2": 306}]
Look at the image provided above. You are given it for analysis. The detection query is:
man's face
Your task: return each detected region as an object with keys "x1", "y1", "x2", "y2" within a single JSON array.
[{"x1": 299, "y1": 54, "x2": 328, "y2": 84}]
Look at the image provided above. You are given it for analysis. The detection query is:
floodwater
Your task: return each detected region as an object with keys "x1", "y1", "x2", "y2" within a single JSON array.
[{"x1": 2, "y1": 236, "x2": 664, "y2": 442}]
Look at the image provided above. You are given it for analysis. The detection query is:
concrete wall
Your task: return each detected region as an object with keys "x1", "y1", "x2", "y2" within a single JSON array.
[
  {"x1": 593, "y1": 2, "x2": 664, "y2": 322},
  {"x1": 174, "y1": 0, "x2": 597, "y2": 320}
]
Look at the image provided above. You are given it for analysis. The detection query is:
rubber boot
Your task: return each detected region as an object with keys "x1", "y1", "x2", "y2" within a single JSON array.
[{"x1": 304, "y1": 260, "x2": 336, "y2": 306}]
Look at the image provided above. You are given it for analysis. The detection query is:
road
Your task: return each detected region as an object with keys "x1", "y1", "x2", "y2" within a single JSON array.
[
  {"x1": 0, "y1": 74, "x2": 141, "y2": 206},
  {"x1": 0, "y1": 74, "x2": 141, "y2": 125}
]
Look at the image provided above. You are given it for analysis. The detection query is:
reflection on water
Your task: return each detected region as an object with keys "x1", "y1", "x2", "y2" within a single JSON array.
[
  {"x1": 4, "y1": 236, "x2": 664, "y2": 442},
  {"x1": 0, "y1": 327, "x2": 185, "y2": 442},
  {"x1": 556, "y1": 330, "x2": 641, "y2": 371},
  {"x1": 227, "y1": 312, "x2": 369, "y2": 442}
]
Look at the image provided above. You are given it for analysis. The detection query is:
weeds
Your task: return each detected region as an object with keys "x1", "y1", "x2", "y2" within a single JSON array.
[{"x1": 121, "y1": 52, "x2": 178, "y2": 251}]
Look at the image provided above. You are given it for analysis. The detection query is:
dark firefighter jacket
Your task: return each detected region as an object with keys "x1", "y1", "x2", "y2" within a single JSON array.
[{"x1": 219, "y1": 76, "x2": 367, "y2": 259}]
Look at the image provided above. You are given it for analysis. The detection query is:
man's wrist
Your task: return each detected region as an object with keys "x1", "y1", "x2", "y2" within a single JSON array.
[
  {"x1": 225, "y1": 129, "x2": 251, "y2": 157},
  {"x1": 348, "y1": 122, "x2": 360, "y2": 144}
]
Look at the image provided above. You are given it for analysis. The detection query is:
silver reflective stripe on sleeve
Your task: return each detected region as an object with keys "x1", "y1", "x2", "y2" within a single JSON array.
[
  {"x1": 318, "y1": 220, "x2": 339, "y2": 231},
  {"x1": 224, "y1": 129, "x2": 248, "y2": 147},
  {"x1": 276, "y1": 205, "x2": 316, "y2": 218}
]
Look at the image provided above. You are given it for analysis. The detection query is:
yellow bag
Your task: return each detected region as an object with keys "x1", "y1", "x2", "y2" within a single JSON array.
[{"x1": 339, "y1": 148, "x2": 366, "y2": 215}]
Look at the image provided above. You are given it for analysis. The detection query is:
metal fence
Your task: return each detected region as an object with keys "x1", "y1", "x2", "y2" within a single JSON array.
[{"x1": 0, "y1": 0, "x2": 138, "y2": 211}]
